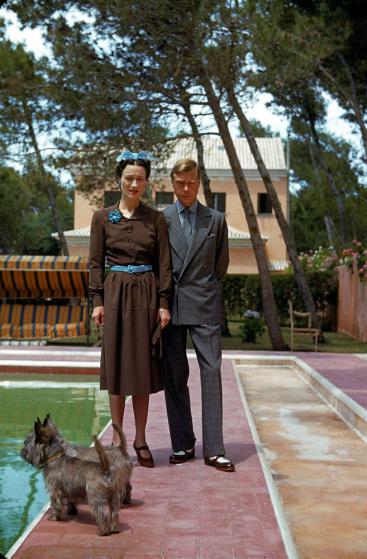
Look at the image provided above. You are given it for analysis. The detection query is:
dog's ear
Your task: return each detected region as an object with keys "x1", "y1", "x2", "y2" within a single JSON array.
[
  {"x1": 34, "y1": 420, "x2": 48, "y2": 443},
  {"x1": 34, "y1": 420, "x2": 42, "y2": 443},
  {"x1": 43, "y1": 414, "x2": 51, "y2": 427}
]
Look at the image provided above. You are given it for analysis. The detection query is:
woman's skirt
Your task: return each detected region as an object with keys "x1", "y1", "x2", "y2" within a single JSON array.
[{"x1": 100, "y1": 270, "x2": 163, "y2": 395}]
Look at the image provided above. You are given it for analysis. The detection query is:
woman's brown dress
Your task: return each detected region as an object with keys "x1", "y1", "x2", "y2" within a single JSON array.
[{"x1": 89, "y1": 202, "x2": 171, "y2": 395}]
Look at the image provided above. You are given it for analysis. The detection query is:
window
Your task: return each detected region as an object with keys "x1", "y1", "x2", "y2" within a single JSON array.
[
  {"x1": 156, "y1": 191, "x2": 174, "y2": 208},
  {"x1": 213, "y1": 193, "x2": 226, "y2": 213},
  {"x1": 257, "y1": 193, "x2": 272, "y2": 214},
  {"x1": 104, "y1": 191, "x2": 121, "y2": 207}
]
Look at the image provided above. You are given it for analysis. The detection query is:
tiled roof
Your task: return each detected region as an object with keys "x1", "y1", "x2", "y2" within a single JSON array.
[
  {"x1": 228, "y1": 225, "x2": 266, "y2": 240},
  {"x1": 268, "y1": 260, "x2": 289, "y2": 271},
  {"x1": 51, "y1": 226, "x2": 90, "y2": 244},
  {"x1": 59, "y1": 224, "x2": 267, "y2": 242},
  {"x1": 155, "y1": 137, "x2": 287, "y2": 172},
  {"x1": 61, "y1": 226, "x2": 91, "y2": 237}
]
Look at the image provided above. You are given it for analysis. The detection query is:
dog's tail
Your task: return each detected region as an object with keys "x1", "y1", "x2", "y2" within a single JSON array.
[
  {"x1": 93, "y1": 436, "x2": 110, "y2": 474},
  {"x1": 112, "y1": 423, "x2": 129, "y2": 458}
]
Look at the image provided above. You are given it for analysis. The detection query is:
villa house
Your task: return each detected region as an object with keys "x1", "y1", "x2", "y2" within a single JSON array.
[{"x1": 64, "y1": 136, "x2": 289, "y2": 274}]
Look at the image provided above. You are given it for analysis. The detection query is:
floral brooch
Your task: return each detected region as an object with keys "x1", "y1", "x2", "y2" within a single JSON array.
[{"x1": 108, "y1": 209, "x2": 123, "y2": 223}]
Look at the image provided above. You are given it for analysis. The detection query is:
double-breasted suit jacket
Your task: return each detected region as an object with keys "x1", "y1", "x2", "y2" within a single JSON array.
[
  {"x1": 162, "y1": 201, "x2": 229, "y2": 457},
  {"x1": 163, "y1": 201, "x2": 229, "y2": 325}
]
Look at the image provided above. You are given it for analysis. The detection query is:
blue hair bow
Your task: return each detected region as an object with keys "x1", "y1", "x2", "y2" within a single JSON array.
[{"x1": 116, "y1": 150, "x2": 153, "y2": 162}]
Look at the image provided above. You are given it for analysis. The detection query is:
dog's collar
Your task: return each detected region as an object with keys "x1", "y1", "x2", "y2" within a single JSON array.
[{"x1": 40, "y1": 450, "x2": 65, "y2": 469}]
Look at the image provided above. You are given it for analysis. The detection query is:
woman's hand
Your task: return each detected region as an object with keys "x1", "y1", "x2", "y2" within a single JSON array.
[
  {"x1": 92, "y1": 306, "x2": 105, "y2": 327},
  {"x1": 158, "y1": 308, "x2": 171, "y2": 329}
]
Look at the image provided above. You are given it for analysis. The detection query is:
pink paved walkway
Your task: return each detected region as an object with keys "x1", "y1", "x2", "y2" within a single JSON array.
[
  {"x1": 6, "y1": 349, "x2": 367, "y2": 558},
  {"x1": 298, "y1": 352, "x2": 367, "y2": 409},
  {"x1": 11, "y1": 356, "x2": 287, "y2": 559}
]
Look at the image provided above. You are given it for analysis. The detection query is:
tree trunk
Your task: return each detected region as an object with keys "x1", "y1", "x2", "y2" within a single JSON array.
[
  {"x1": 180, "y1": 93, "x2": 214, "y2": 208},
  {"x1": 305, "y1": 101, "x2": 347, "y2": 244},
  {"x1": 180, "y1": 90, "x2": 230, "y2": 335},
  {"x1": 23, "y1": 102, "x2": 69, "y2": 255},
  {"x1": 227, "y1": 86, "x2": 319, "y2": 325},
  {"x1": 200, "y1": 77, "x2": 286, "y2": 349},
  {"x1": 324, "y1": 215, "x2": 335, "y2": 247},
  {"x1": 337, "y1": 52, "x2": 367, "y2": 164},
  {"x1": 319, "y1": 55, "x2": 367, "y2": 164}
]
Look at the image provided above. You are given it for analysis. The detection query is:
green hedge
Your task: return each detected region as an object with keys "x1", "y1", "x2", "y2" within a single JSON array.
[{"x1": 223, "y1": 271, "x2": 338, "y2": 328}]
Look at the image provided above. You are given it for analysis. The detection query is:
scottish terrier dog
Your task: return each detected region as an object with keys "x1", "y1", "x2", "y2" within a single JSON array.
[
  {"x1": 21, "y1": 417, "x2": 121, "y2": 536},
  {"x1": 43, "y1": 414, "x2": 132, "y2": 509}
]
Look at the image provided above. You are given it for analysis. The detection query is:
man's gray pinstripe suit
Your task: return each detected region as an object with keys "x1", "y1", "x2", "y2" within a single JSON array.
[{"x1": 162, "y1": 201, "x2": 229, "y2": 457}]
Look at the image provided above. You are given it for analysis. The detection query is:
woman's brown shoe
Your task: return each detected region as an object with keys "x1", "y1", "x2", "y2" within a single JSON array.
[{"x1": 133, "y1": 443, "x2": 154, "y2": 468}]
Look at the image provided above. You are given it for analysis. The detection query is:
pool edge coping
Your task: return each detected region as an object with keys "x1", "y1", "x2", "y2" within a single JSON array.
[{"x1": 234, "y1": 354, "x2": 367, "y2": 444}]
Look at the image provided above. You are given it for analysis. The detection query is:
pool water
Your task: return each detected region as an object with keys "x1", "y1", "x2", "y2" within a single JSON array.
[{"x1": 0, "y1": 373, "x2": 111, "y2": 556}]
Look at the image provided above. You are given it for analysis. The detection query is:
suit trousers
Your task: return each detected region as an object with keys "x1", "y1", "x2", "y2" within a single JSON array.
[{"x1": 162, "y1": 322, "x2": 225, "y2": 457}]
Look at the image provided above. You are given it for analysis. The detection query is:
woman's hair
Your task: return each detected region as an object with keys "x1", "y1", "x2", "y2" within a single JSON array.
[
  {"x1": 115, "y1": 158, "x2": 151, "y2": 183},
  {"x1": 170, "y1": 159, "x2": 201, "y2": 182}
]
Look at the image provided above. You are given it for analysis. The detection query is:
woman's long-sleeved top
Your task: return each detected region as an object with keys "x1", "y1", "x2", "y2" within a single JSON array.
[{"x1": 89, "y1": 202, "x2": 171, "y2": 309}]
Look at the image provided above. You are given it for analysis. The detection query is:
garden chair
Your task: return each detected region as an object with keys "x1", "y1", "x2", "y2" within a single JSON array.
[{"x1": 288, "y1": 300, "x2": 321, "y2": 352}]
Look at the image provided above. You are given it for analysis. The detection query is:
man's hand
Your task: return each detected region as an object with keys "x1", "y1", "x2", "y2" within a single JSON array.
[
  {"x1": 158, "y1": 308, "x2": 171, "y2": 329},
  {"x1": 92, "y1": 306, "x2": 104, "y2": 326}
]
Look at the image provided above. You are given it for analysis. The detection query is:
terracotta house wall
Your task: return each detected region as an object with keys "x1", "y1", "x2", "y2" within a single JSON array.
[
  {"x1": 156, "y1": 174, "x2": 288, "y2": 265},
  {"x1": 337, "y1": 266, "x2": 367, "y2": 342},
  {"x1": 74, "y1": 190, "x2": 103, "y2": 229},
  {"x1": 67, "y1": 242, "x2": 90, "y2": 257},
  {"x1": 71, "y1": 174, "x2": 288, "y2": 273},
  {"x1": 229, "y1": 248, "x2": 258, "y2": 274}
]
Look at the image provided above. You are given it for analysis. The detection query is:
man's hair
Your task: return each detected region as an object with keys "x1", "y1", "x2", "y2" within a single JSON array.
[{"x1": 170, "y1": 159, "x2": 201, "y2": 182}]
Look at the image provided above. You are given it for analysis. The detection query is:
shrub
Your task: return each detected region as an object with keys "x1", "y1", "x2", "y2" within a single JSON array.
[
  {"x1": 239, "y1": 311, "x2": 265, "y2": 343},
  {"x1": 223, "y1": 271, "x2": 338, "y2": 329}
]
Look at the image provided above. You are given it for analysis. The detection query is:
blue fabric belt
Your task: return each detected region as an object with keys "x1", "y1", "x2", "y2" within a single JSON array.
[{"x1": 110, "y1": 264, "x2": 153, "y2": 274}]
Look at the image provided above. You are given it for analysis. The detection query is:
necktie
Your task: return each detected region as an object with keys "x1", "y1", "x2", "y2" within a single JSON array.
[{"x1": 182, "y1": 208, "x2": 192, "y2": 247}]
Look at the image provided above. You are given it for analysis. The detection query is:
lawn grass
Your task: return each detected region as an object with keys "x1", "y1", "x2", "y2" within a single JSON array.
[
  {"x1": 48, "y1": 320, "x2": 367, "y2": 353},
  {"x1": 218, "y1": 322, "x2": 367, "y2": 353}
]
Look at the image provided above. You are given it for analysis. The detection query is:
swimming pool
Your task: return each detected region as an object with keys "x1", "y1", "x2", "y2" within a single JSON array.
[{"x1": 0, "y1": 373, "x2": 111, "y2": 556}]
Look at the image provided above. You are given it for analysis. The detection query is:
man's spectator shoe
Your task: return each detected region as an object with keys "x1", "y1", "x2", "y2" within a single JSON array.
[
  {"x1": 169, "y1": 448, "x2": 195, "y2": 464},
  {"x1": 204, "y1": 455, "x2": 235, "y2": 472}
]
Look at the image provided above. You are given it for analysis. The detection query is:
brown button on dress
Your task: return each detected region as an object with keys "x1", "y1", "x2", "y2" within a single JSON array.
[{"x1": 89, "y1": 202, "x2": 171, "y2": 396}]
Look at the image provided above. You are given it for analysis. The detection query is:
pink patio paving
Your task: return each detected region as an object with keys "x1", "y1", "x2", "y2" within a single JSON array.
[{"x1": 3, "y1": 347, "x2": 367, "y2": 558}]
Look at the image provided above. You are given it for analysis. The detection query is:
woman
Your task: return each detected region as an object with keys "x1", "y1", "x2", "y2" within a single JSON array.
[{"x1": 89, "y1": 150, "x2": 171, "y2": 468}]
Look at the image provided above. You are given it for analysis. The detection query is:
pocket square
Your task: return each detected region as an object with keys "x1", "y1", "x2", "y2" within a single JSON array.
[{"x1": 207, "y1": 233, "x2": 216, "y2": 239}]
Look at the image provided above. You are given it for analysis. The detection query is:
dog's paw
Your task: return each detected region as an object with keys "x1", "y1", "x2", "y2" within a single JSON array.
[
  {"x1": 97, "y1": 528, "x2": 111, "y2": 537},
  {"x1": 122, "y1": 482, "x2": 132, "y2": 505},
  {"x1": 67, "y1": 502, "x2": 78, "y2": 515},
  {"x1": 48, "y1": 513, "x2": 61, "y2": 521}
]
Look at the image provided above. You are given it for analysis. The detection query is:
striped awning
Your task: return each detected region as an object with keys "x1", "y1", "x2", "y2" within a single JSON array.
[
  {"x1": 0, "y1": 255, "x2": 88, "y2": 270},
  {"x1": 0, "y1": 255, "x2": 89, "y2": 298}
]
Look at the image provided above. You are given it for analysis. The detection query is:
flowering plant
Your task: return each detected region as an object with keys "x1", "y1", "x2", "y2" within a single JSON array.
[
  {"x1": 108, "y1": 209, "x2": 123, "y2": 223},
  {"x1": 340, "y1": 240, "x2": 367, "y2": 281},
  {"x1": 297, "y1": 241, "x2": 367, "y2": 282},
  {"x1": 298, "y1": 246, "x2": 338, "y2": 273}
]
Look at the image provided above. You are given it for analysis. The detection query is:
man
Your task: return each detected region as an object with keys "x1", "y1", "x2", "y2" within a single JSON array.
[{"x1": 162, "y1": 158, "x2": 235, "y2": 472}]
